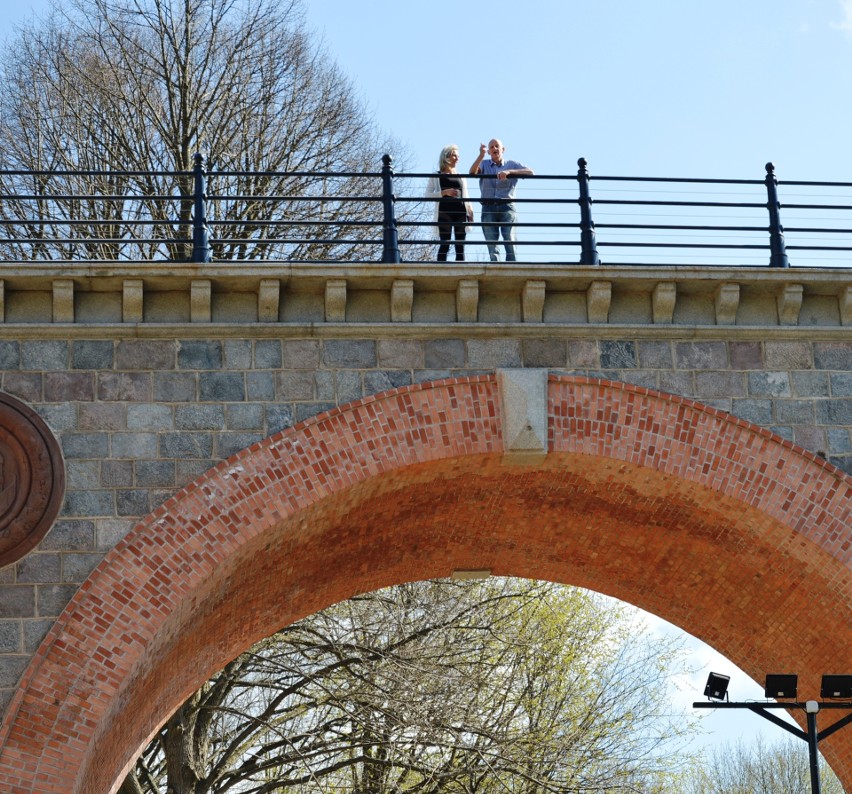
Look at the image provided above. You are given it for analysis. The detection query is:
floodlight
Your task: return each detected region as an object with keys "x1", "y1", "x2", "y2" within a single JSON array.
[
  {"x1": 704, "y1": 672, "x2": 730, "y2": 701},
  {"x1": 764, "y1": 674, "x2": 798, "y2": 699},
  {"x1": 450, "y1": 569, "x2": 491, "y2": 580},
  {"x1": 820, "y1": 675, "x2": 852, "y2": 699}
]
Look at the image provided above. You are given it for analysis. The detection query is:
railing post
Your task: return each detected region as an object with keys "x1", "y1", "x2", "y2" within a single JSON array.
[
  {"x1": 381, "y1": 154, "x2": 401, "y2": 263},
  {"x1": 577, "y1": 157, "x2": 600, "y2": 265},
  {"x1": 192, "y1": 152, "x2": 211, "y2": 263},
  {"x1": 765, "y1": 162, "x2": 789, "y2": 268}
]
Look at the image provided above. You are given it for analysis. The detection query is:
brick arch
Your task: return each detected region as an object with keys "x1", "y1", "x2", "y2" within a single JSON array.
[{"x1": 0, "y1": 375, "x2": 849, "y2": 793}]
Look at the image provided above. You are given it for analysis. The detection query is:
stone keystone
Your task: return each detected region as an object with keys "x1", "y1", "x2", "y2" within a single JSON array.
[{"x1": 497, "y1": 368, "x2": 548, "y2": 463}]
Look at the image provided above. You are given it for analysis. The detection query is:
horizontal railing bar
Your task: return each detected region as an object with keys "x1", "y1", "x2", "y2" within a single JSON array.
[
  {"x1": 211, "y1": 219, "x2": 380, "y2": 227},
  {"x1": 590, "y1": 175, "x2": 764, "y2": 185},
  {"x1": 595, "y1": 223, "x2": 769, "y2": 232},
  {"x1": 0, "y1": 194, "x2": 380, "y2": 203},
  {"x1": 212, "y1": 238, "x2": 382, "y2": 245},
  {"x1": 593, "y1": 199, "x2": 766, "y2": 208},
  {"x1": 207, "y1": 170, "x2": 381, "y2": 179},
  {"x1": 0, "y1": 169, "x2": 190, "y2": 178},
  {"x1": 399, "y1": 221, "x2": 581, "y2": 229},
  {"x1": 0, "y1": 220, "x2": 185, "y2": 227},
  {"x1": 596, "y1": 241, "x2": 769, "y2": 249},
  {"x1": 784, "y1": 245, "x2": 852, "y2": 251},
  {"x1": 784, "y1": 227, "x2": 852, "y2": 233},
  {"x1": 398, "y1": 239, "x2": 581, "y2": 246},
  {"x1": 0, "y1": 238, "x2": 190, "y2": 245},
  {"x1": 0, "y1": 169, "x2": 384, "y2": 179},
  {"x1": 776, "y1": 203, "x2": 852, "y2": 211},
  {"x1": 0, "y1": 194, "x2": 185, "y2": 202},
  {"x1": 207, "y1": 195, "x2": 381, "y2": 202},
  {"x1": 779, "y1": 179, "x2": 852, "y2": 188},
  {"x1": 402, "y1": 197, "x2": 577, "y2": 205}
]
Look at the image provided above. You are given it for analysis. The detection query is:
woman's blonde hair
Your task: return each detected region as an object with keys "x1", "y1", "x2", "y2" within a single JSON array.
[{"x1": 438, "y1": 144, "x2": 459, "y2": 171}]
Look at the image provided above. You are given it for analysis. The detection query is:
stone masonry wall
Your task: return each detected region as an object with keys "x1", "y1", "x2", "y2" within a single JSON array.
[{"x1": 0, "y1": 332, "x2": 851, "y2": 711}]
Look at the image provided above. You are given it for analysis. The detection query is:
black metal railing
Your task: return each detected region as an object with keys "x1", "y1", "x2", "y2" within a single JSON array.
[{"x1": 0, "y1": 154, "x2": 851, "y2": 267}]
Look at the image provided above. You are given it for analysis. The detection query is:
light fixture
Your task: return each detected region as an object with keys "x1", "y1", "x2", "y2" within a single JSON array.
[
  {"x1": 765, "y1": 673, "x2": 798, "y2": 699},
  {"x1": 704, "y1": 672, "x2": 730, "y2": 701},
  {"x1": 695, "y1": 671, "x2": 852, "y2": 794},
  {"x1": 820, "y1": 674, "x2": 852, "y2": 699},
  {"x1": 450, "y1": 569, "x2": 491, "y2": 580}
]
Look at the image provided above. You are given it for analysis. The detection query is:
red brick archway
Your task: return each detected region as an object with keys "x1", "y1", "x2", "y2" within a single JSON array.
[{"x1": 0, "y1": 375, "x2": 849, "y2": 793}]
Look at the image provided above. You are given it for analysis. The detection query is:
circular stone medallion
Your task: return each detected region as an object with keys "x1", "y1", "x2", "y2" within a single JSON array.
[{"x1": 0, "y1": 393, "x2": 65, "y2": 567}]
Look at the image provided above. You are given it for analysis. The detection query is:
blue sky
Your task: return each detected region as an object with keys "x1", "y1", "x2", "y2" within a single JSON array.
[
  {"x1": 8, "y1": 0, "x2": 852, "y2": 181},
  {"x1": 2, "y1": 0, "x2": 833, "y2": 762},
  {"x1": 302, "y1": 0, "x2": 852, "y2": 183}
]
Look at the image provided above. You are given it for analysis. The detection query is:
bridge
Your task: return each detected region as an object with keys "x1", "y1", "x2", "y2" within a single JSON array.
[{"x1": 0, "y1": 160, "x2": 849, "y2": 792}]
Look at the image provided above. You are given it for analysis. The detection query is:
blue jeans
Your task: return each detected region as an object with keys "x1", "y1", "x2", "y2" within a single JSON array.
[{"x1": 481, "y1": 203, "x2": 517, "y2": 262}]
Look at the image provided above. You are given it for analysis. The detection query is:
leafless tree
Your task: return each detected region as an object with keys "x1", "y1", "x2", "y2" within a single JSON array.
[
  {"x1": 0, "y1": 0, "x2": 416, "y2": 262},
  {"x1": 678, "y1": 735, "x2": 845, "y2": 793},
  {"x1": 120, "y1": 578, "x2": 697, "y2": 794}
]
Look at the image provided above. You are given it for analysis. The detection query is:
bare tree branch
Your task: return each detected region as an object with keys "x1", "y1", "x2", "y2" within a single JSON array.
[{"x1": 0, "y1": 0, "x2": 415, "y2": 262}]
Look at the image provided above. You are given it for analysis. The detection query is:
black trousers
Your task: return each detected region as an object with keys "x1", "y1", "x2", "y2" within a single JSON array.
[{"x1": 437, "y1": 205, "x2": 467, "y2": 261}]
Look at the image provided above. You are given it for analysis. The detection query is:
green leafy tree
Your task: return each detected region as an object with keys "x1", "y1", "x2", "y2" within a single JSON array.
[{"x1": 121, "y1": 578, "x2": 697, "y2": 794}]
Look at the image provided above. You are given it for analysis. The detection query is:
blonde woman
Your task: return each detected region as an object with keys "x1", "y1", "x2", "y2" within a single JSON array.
[{"x1": 425, "y1": 145, "x2": 473, "y2": 261}]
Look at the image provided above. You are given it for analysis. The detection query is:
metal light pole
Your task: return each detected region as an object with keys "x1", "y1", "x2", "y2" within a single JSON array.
[{"x1": 694, "y1": 675, "x2": 852, "y2": 794}]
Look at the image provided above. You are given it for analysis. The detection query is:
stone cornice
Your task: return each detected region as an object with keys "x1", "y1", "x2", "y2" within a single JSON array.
[
  {"x1": 0, "y1": 261, "x2": 850, "y2": 287},
  {"x1": 0, "y1": 262, "x2": 850, "y2": 335}
]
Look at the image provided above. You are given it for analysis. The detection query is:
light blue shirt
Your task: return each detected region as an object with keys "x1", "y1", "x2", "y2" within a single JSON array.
[{"x1": 478, "y1": 159, "x2": 527, "y2": 201}]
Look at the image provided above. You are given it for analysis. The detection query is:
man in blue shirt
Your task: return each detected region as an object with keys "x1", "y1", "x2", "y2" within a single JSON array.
[{"x1": 469, "y1": 139, "x2": 534, "y2": 262}]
